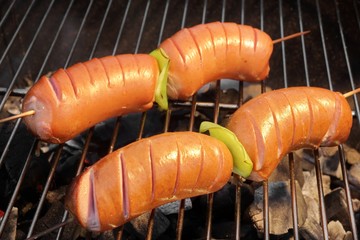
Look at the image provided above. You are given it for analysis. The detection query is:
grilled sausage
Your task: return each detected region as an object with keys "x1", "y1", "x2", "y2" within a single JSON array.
[
  {"x1": 157, "y1": 21, "x2": 273, "y2": 100},
  {"x1": 226, "y1": 87, "x2": 353, "y2": 181},
  {"x1": 22, "y1": 54, "x2": 159, "y2": 143},
  {"x1": 65, "y1": 131, "x2": 233, "y2": 231}
]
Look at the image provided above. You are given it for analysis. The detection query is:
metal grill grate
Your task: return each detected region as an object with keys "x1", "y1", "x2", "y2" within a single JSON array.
[{"x1": 0, "y1": 0, "x2": 359, "y2": 239}]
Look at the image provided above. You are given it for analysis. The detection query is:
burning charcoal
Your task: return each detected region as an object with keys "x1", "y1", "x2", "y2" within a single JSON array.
[
  {"x1": 123, "y1": 209, "x2": 170, "y2": 239},
  {"x1": 328, "y1": 220, "x2": 353, "y2": 240},
  {"x1": 348, "y1": 163, "x2": 360, "y2": 189},
  {"x1": 158, "y1": 199, "x2": 192, "y2": 215},
  {"x1": 0, "y1": 207, "x2": 18, "y2": 240},
  {"x1": 325, "y1": 188, "x2": 353, "y2": 231},
  {"x1": 248, "y1": 180, "x2": 307, "y2": 235}
]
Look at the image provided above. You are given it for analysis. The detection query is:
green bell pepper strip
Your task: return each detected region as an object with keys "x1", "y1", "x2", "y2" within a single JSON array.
[
  {"x1": 149, "y1": 48, "x2": 170, "y2": 111},
  {"x1": 199, "y1": 121, "x2": 253, "y2": 178}
]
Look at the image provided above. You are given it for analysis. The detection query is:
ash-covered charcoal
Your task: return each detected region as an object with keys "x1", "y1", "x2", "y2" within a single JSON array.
[
  {"x1": 248, "y1": 180, "x2": 307, "y2": 235},
  {"x1": 123, "y1": 209, "x2": 170, "y2": 239},
  {"x1": 0, "y1": 207, "x2": 18, "y2": 240},
  {"x1": 302, "y1": 170, "x2": 331, "y2": 201},
  {"x1": 328, "y1": 220, "x2": 353, "y2": 240}
]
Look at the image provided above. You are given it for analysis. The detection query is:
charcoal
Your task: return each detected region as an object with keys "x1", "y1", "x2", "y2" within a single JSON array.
[
  {"x1": 343, "y1": 144, "x2": 360, "y2": 165},
  {"x1": 158, "y1": 199, "x2": 192, "y2": 215},
  {"x1": 248, "y1": 180, "x2": 307, "y2": 235},
  {"x1": 1, "y1": 207, "x2": 18, "y2": 240},
  {"x1": 348, "y1": 163, "x2": 360, "y2": 189},
  {"x1": 328, "y1": 220, "x2": 353, "y2": 240},
  {"x1": 32, "y1": 201, "x2": 77, "y2": 240},
  {"x1": 268, "y1": 153, "x2": 305, "y2": 187},
  {"x1": 302, "y1": 170, "x2": 331, "y2": 202},
  {"x1": 124, "y1": 209, "x2": 170, "y2": 239},
  {"x1": 325, "y1": 188, "x2": 352, "y2": 231},
  {"x1": 299, "y1": 215, "x2": 323, "y2": 240}
]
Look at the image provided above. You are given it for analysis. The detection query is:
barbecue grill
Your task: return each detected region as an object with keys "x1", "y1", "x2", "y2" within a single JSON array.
[{"x1": 0, "y1": 0, "x2": 359, "y2": 239}]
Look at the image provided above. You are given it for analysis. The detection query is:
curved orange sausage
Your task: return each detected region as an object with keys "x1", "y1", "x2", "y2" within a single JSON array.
[
  {"x1": 22, "y1": 54, "x2": 159, "y2": 143},
  {"x1": 65, "y1": 131, "x2": 233, "y2": 232},
  {"x1": 158, "y1": 22, "x2": 273, "y2": 100},
  {"x1": 226, "y1": 87, "x2": 353, "y2": 181}
]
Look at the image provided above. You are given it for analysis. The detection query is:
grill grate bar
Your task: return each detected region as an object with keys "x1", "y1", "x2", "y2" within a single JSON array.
[
  {"x1": 314, "y1": 149, "x2": 329, "y2": 239},
  {"x1": 111, "y1": 0, "x2": 132, "y2": 56},
  {"x1": 315, "y1": 0, "x2": 334, "y2": 91},
  {"x1": 289, "y1": 153, "x2": 300, "y2": 240},
  {"x1": 0, "y1": 0, "x2": 36, "y2": 111},
  {"x1": 338, "y1": 144, "x2": 359, "y2": 240},
  {"x1": 0, "y1": 0, "x2": 16, "y2": 29},
  {"x1": 26, "y1": 145, "x2": 64, "y2": 237},
  {"x1": 64, "y1": 0, "x2": 94, "y2": 68},
  {"x1": 297, "y1": 0, "x2": 310, "y2": 86},
  {"x1": 334, "y1": 0, "x2": 360, "y2": 125},
  {"x1": 0, "y1": 140, "x2": 37, "y2": 235}
]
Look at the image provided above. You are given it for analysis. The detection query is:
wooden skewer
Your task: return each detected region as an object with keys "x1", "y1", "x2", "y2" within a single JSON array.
[
  {"x1": 0, "y1": 110, "x2": 35, "y2": 123},
  {"x1": 272, "y1": 30, "x2": 311, "y2": 44},
  {"x1": 343, "y1": 88, "x2": 360, "y2": 98}
]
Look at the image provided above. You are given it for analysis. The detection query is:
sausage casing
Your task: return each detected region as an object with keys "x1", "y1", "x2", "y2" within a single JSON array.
[
  {"x1": 22, "y1": 54, "x2": 159, "y2": 143},
  {"x1": 65, "y1": 131, "x2": 233, "y2": 231},
  {"x1": 227, "y1": 87, "x2": 353, "y2": 181},
  {"x1": 159, "y1": 22, "x2": 273, "y2": 100}
]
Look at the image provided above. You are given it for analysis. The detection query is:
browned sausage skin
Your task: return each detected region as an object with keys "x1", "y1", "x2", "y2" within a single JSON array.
[
  {"x1": 65, "y1": 132, "x2": 233, "y2": 231},
  {"x1": 226, "y1": 87, "x2": 353, "y2": 182},
  {"x1": 22, "y1": 54, "x2": 158, "y2": 143}
]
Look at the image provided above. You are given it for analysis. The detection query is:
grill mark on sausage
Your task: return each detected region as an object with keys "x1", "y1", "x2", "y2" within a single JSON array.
[
  {"x1": 149, "y1": 142, "x2": 155, "y2": 202},
  {"x1": 48, "y1": 77, "x2": 62, "y2": 101},
  {"x1": 220, "y1": 23, "x2": 229, "y2": 63},
  {"x1": 304, "y1": 91, "x2": 315, "y2": 145},
  {"x1": 114, "y1": 56, "x2": 126, "y2": 87},
  {"x1": 264, "y1": 96, "x2": 282, "y2": 158},
  {"x1": 194, "y1": 137, "x2": 204, "y2": 190},
  {"x1": 281, "y1": 92, "x2": 296, "y2": 147},
  {"x1": 83, "y1": 61, "x2": 96, "y2": 86},
  {"x1": 246, "y1": 110, "x2": 265, "y2": 169},
  {"x1": 323, "y1": 93, "x2": 342, "y2": 145},
  {"x1": 172, "y1": 139, "x2": 181, "y2": 197},
  {"x1": 169, "y1": 38, "x2": 186, "y2": 65},
  {"x1": 237, "y1": 25, "x2": 242, "y2": 57},
  {"x1": 88, "y1": 169, "x2": 100, "y2": 231},
  {"x1": 120, "y1": 153, "x2": 129, "y2": 220},
  {"x1": 208, "y1": 144, "x2": 224, "y2": 191},
  {"x1": 98, "y1": 57, "x2": 112, "y2": 88},
  {"x1": 64, "y1": 69, "x2": 79, "y2": 99},
  {"x1": 133, "y1": 54, "x2": 142, "y2": 79},
  {"x1": 253, "y1": 28, "x2": 258, "y2": 52},
  {"x1": 188, "y1": 28, "x2": 203, "y2": 83},
  {"x1": 204, "y1": 24, "x2": 217, "y2": 60}
]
